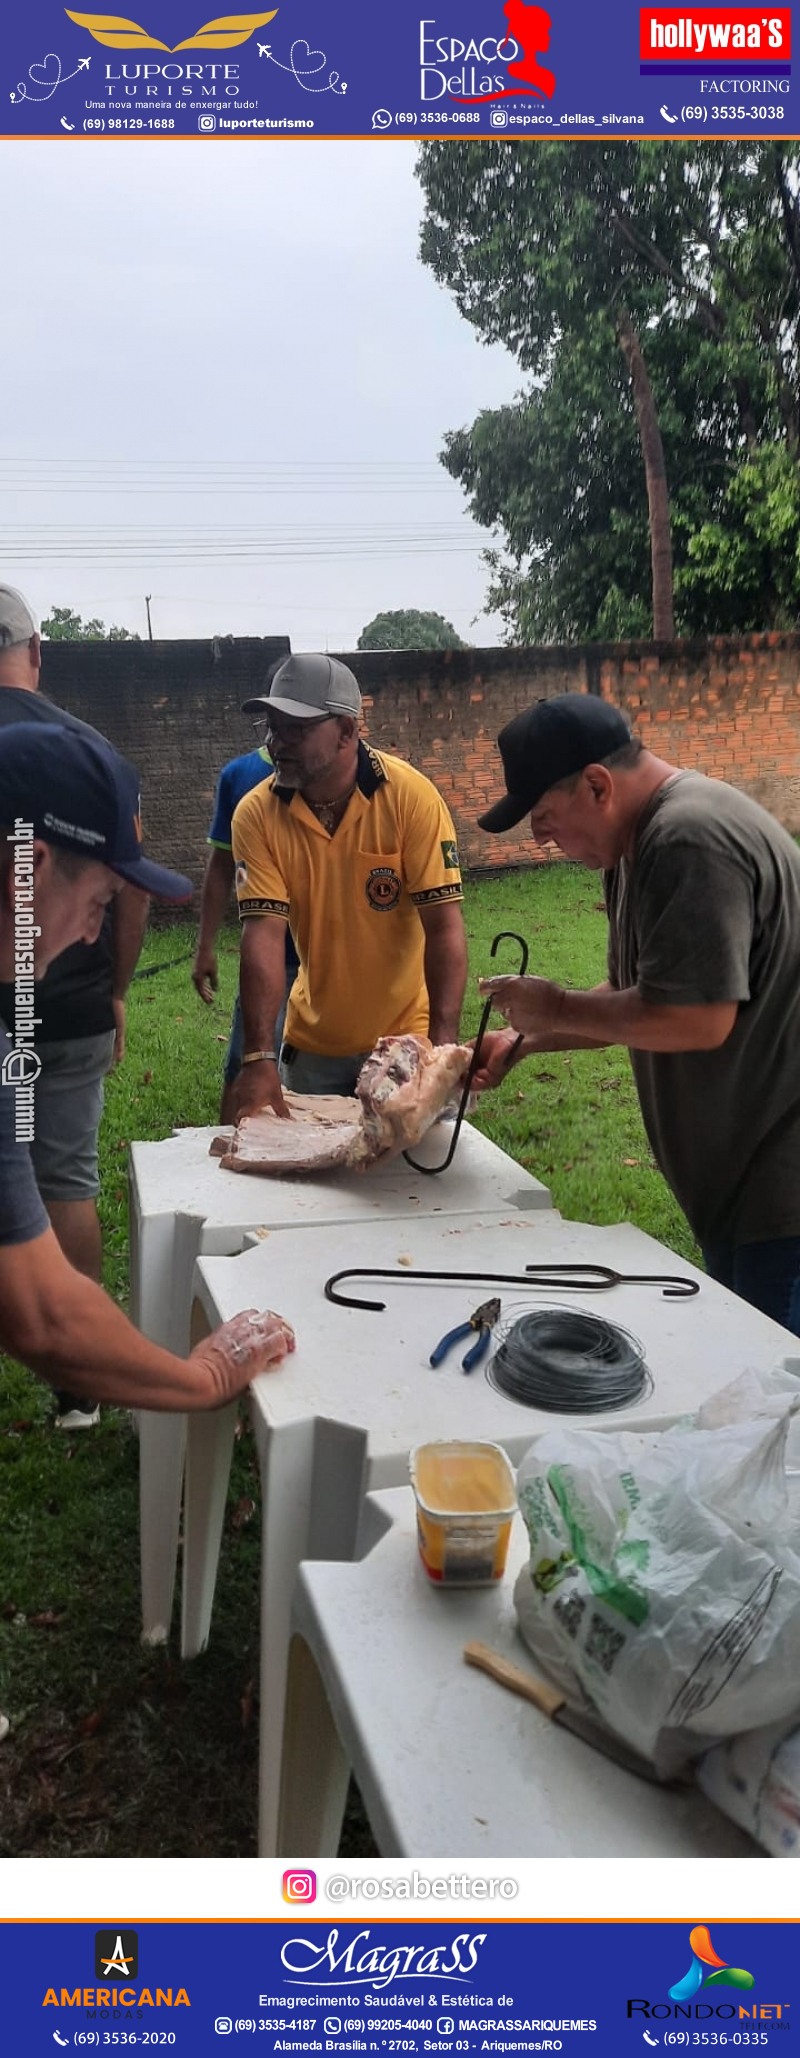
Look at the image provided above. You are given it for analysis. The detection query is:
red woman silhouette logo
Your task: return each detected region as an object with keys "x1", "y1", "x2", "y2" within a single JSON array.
[
  {"x1": 503, "y1": 0, "x2": 555, "y2": 97},
  {"x1": 449, "y1": 0, "x2": 556, "y2": 103}
]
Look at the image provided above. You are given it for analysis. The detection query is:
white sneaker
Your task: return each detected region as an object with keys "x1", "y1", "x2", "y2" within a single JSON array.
[{"x1": 54, "y1": 1403, "x2": 100, "y2": 1431}]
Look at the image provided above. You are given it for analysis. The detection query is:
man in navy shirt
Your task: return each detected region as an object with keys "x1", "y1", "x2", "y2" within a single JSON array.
[
  {"x1": 0, "y1": 723, "x2": 294, "y2": 1411},
  {"x1": 0, "y1": 584, "x2": 149, "y2": 1430}
]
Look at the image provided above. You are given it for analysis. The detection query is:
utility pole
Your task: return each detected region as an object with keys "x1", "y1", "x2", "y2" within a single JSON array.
[{"x1": 145, "y1": 594, "x2": 153, "y2": 641}]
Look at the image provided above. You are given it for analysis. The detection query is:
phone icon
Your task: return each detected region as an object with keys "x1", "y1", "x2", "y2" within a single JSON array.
[
  {"x1": 643, "y1": 2036, "x2": 660, "y2": 2049},
  {"x1": 60, "y1": 116, "x2": 76, "y2": 131},
  {"x1": 53, "y1": 2036, "x2": 70, "y2": 2048},
  {"x1": 659, "y1": 104, "x2": 678, "y2": 123}
]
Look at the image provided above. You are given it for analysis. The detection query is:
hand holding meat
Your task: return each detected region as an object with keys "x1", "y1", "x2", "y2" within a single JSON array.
[
  {"x1": 219, "y1": 1034, "x2": 471, "y2": 1176},
  {"x1": 478, "y1": 974, "x2": 566, "y2": 1038},
  {"x1": 231, "y1": 1059, "x2": 290, "y2": 1122},
  {"x1": 188, "y1": 1306, "x2": 295, "y2": 1406},
  {"x1": 468, "y1": 1027, "x2": 526, "y2": 1093}
]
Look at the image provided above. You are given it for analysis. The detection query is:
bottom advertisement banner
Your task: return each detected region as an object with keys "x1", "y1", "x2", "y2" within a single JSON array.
[{"x1": 0, "y1": 1919, "x2": 794, "y2": 2058}]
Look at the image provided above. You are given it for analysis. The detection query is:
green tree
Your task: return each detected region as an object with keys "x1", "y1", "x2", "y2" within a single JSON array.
[
  {"x1": 41, "y1": 606, "x2": 139, "y2": 641},
  {"x1": 357, "y1": 608, "x2": 467, "y2": 650},
  {"x1": 417, "y1": 141, "x2": 800, "y2": 641}
]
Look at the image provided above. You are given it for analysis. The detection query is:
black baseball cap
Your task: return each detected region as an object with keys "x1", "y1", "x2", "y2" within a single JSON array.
[
  {"x1": 0, "y1": 723, "x2": 193, "y2": 901},
  {"x1": 478, "y1": 694, "x2": 632, "y2": 833}
]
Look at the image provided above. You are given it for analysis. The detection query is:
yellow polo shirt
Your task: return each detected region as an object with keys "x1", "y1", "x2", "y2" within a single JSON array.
[{"x1": 231, "y1": 742, "x2": 463, "y2": 1056}]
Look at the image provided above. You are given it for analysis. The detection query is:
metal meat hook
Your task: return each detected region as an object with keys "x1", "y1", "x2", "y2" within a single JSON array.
[
  {"x1": 402, "y1": 929, "x2": 530, "y2": 1176},
  {"x1": 323, "y1": 1263, "x2": 700, "y2": 1312}
]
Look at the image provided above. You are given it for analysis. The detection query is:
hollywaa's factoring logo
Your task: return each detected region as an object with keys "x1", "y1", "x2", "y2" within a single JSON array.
[
  {"x1": 421, "y1": 0, "x2": 555, "y2": 103},
  {"x1": 65, "y1": 7, "x2": 277, "y2": 49},
  {"x1": 638, "y1": 6, "x2": 791, "y2": 67}
]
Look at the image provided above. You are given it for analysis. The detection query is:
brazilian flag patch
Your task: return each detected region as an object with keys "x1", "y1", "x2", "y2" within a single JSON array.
[{"x1": 440, "y1": 838, "x2": 459, "y2": 869}]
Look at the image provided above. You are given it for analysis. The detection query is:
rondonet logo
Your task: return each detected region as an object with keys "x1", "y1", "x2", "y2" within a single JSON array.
[{"x1": 628, "y1": 1925, "x2": 790, "y2": 2024}]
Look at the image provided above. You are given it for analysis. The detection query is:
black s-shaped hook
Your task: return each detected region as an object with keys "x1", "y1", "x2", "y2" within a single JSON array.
[{"x1": 403, "y1": 929, "x2": 530, "y2": 1175}]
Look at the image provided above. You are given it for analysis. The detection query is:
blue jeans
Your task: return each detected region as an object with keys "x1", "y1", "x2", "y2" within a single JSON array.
[{"x1": 702, "y1": 1237, "x2": 800, "y2": 1338}]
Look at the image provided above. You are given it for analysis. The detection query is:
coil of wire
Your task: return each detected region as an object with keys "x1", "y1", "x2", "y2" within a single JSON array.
[{"x1": 486, "y1": 1305, "x2": 651, "y2": 1413}]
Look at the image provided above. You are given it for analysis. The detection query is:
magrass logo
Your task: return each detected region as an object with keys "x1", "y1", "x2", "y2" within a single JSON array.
[
  {"x1": 669, "y1": 1925, "x2": 754, "y2": 2003},
  {"x1": 96, "y1": 1932, "x2": 138, "y2": 1980}
]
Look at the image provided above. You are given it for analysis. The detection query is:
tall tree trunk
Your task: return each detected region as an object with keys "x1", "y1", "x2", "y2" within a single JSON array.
[{"x1": 616, "y1": 308, "x2": 675, "y2": 639}]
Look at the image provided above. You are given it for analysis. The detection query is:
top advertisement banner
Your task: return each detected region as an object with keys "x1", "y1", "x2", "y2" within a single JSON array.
[{"x1": 1, "y1": 0, "x2": 797, "y2": 139}]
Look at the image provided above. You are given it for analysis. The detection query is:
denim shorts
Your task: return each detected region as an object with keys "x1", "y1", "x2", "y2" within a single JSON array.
[
  {"x1": 277, "y1": 1044, "x2": 372, "y2": 1097},
  {"x1": 28, "y1": 1030, "x2": 116, "y2": 1203}
]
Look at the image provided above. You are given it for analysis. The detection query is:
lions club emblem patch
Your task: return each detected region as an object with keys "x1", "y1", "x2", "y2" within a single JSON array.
[{"x1": 365, "y1": 866, "x2": 402, "y2": 911}]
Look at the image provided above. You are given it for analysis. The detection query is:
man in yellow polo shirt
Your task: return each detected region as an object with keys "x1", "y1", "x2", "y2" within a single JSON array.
[{"x1": 230, "y1": 652, "x2": 468, "y2": 1119}]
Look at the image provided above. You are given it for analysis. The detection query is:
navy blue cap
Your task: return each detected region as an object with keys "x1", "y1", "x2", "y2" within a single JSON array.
[
  {"x1": 0, "y1": 723, "x2": 193, "y2": 902},
  {"x1": 479, "y1": 694, "x2": 632, "y2": 833}
]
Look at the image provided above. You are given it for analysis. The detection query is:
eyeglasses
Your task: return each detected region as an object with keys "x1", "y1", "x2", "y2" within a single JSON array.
[{"x1": 252, "y1": 713, "x2": 335, "y2": 744}]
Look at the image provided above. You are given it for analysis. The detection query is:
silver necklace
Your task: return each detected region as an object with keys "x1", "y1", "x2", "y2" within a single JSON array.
[{"x1": 307, "y1": 783, "x2": 356, "y2": 834}]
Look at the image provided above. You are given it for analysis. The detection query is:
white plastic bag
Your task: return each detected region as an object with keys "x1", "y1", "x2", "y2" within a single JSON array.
[
  {"x1": 514, "y1": 1369, "x2": 800, "y2": 1775},
  {"x1": 697, "y1": 1718, "x2": 800, "y2": 1856}
]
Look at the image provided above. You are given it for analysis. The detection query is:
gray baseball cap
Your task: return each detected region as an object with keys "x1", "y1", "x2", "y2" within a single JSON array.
[
  {"x1": 0, "y1": 585, "x2": 38, "y2": 650},
  {"x1": 242, "y1": 652, "x2": 362, "y2": 721}
]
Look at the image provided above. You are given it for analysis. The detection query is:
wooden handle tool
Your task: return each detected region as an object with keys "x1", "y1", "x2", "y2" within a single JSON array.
[{"x1": 463, "y1": 1640, "x2": 674, "y2": 1786}]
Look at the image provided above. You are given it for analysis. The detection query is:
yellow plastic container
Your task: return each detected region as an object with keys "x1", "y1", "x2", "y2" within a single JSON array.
[{"x1": 410, "y1": 1440, "x2": 517, "y2": 1587}]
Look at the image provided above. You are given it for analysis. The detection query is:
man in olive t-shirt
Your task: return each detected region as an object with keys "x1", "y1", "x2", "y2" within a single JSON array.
[{"x1": 472, "y1": 693, "x2": 800, "y2": 1336}]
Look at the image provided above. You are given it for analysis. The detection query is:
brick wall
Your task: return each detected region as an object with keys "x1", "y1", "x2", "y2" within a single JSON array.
[{"x1": 41, "y1": 630, "x2": 800, "y2": 895}]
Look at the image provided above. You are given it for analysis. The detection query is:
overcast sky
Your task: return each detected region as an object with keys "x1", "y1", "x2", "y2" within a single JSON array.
[{"x1": 2, "y1": 142, "x2": 520, "y2": 649}]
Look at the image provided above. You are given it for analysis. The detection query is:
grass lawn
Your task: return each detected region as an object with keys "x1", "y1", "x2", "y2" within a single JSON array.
[{"x1": 0, "y1": 865, "x2": 697, "y2": 1858}]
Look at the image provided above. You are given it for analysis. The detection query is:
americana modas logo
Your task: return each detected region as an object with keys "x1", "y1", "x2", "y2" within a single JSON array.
[
  {"x1": 95, "y1": 1931, "x2": 138, "y2": 1980},
  {"x1": 65, "y1": 7, "x2": 277, "y2": 50}
]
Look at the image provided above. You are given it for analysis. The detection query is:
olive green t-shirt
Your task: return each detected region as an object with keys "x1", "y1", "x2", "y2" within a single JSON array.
[{"x1": 605, "y1": 771, "x2": 800, "y2": 1251}]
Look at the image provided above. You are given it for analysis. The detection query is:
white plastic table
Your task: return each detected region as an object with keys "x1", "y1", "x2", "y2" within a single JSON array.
[
  {"x1": 129, "y1": 1121, "x2": 551, "y2": 1643},
  {"x1": 280, "y1": 1486, "x2": 757, "y2": 1858},
  {"x1": 188, "y1": 1211, "x2": 793, "y2": 1853}
]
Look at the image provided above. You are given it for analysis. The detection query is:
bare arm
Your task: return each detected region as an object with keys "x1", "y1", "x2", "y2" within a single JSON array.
[
  {"x1": 233, "y1": 916, "x2": 291, "y2": 1118},
  {"x1": 0, "y1": 1225, "x2": 293, "y2": 1412},
  {"x1": 192, "y1": 846, "x2": 236, "y2": 1003},
  {"x1": 478, "y1": 975, "x2": 738, "y2": 1053},
  {"x1": 469, "y1": 1024, "x2": 611, "y2": 1094},
  {"x1": 418, "y1": 900, "x2": 469, "y2": 1044}
]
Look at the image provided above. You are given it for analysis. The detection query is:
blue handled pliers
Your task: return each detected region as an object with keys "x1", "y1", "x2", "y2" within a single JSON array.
[{"x1": 429, "y1": 1297, "x2": 501, "y2": 1374}]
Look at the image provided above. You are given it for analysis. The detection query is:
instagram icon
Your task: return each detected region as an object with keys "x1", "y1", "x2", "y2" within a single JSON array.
[{"x1": 283, "y1": 1870, "x2": 317, "y2": 1903}]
